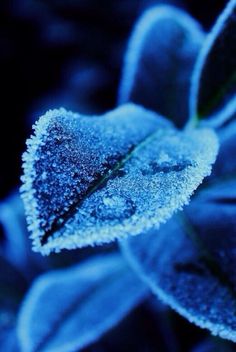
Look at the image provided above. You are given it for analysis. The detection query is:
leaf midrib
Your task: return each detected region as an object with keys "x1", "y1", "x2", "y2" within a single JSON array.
[{"x1": 41, "y1": 127, "x2": 167, "y2": 246}]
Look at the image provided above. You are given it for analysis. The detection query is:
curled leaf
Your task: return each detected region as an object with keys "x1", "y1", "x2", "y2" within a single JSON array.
[
  {"x1": 17, "y1": 253, "x2": 147, "y2": 352},
  {"x1": 119, "y1": 5, "x2": 204, "y2": 127},
  {"x1": 21, "y1": 104, "x2": 218, "y2": 254},
  {"x1": 190, "y1": 0, "x2": 236, "y2": 124}
]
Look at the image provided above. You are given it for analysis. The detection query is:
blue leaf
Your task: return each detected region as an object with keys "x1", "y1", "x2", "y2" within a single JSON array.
[
  {"x1": 210, "y1": 119, "x2": 236, "y2": 179},
  {"x1": 0, "y1": 256, "x2": 27, "y2": 351},
  {"x1": 0, "y1": 255, "x2": 27, "y2": 310},
  {"x1": 0, "y1": 193, "x2": 28, "y2": 271},
  {"x1": 190, "y1": 0, "x2": 236, "y2": 124},
  {"x1": 17, "y1": 253, "x2": 147, "y2": 352},
  {"x1": 121, "y1": 178, "x2": 236, "y2": 342},
  {"x1": 119, "y1": 5, "x2": 204, "y2": 127},
  {"x1": 192, "y1": 337, "x2": 235, "y2": 352},
  {"x1": 0, "y1": 329, "x2": 20, "y2": 352},
  {"x1": 20, "y1": 104, "x2": 218, "y2": 254},
  {"x1": 0, "y1": 193, "x2": 46, "y2": 278}
]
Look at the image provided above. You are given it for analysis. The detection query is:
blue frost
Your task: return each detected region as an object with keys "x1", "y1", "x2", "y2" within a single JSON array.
[
  {"x1": 119, "y1": 5, "x2": 204, "y2": 127},
  {"x1": 20, "y1": 105, "x2": 218, "y2": 254},
  {"x1": 17, "y1": 253, "x2": 147, "y2": 352}
]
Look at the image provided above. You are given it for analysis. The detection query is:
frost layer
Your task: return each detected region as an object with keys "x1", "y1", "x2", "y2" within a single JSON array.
[{"x1": 21, "y1": 104, "x2": 218, "y2": 254}]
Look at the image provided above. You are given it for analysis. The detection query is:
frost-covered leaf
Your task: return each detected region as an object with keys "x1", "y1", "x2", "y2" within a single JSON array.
[
  {"x1": 119, "y1": 5, "x2": 204, "y2": 127},
  {"x1": 17, "y1": 253, "x2": 147, "y2": 352},
  {"x1": 21, "y1": 104, "x2": 218, "y2": 254},
  {"x1": 190, "y1": 0, "x2": 236, "y2": 124},
  {"x1": 121, "y1": 178, "x2": 236, "y2": 342}
]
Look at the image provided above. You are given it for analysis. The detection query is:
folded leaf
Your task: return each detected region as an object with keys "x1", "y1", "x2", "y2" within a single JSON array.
[
  {"x1": 121, "y1": 178, "x2": 236, "y2": 342},
  {"x1": 21, "y1": 104, "x2": 218, "y2": 254},
  {"x1": 17, "y1": 253, "x2": 147, "y2": 352},
  {"x1": 119, "y1": 5, "x2": 204, "y2": 127},
  {"x1": 190, "y1": 0, "x2": 236, "y2": 123}
]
